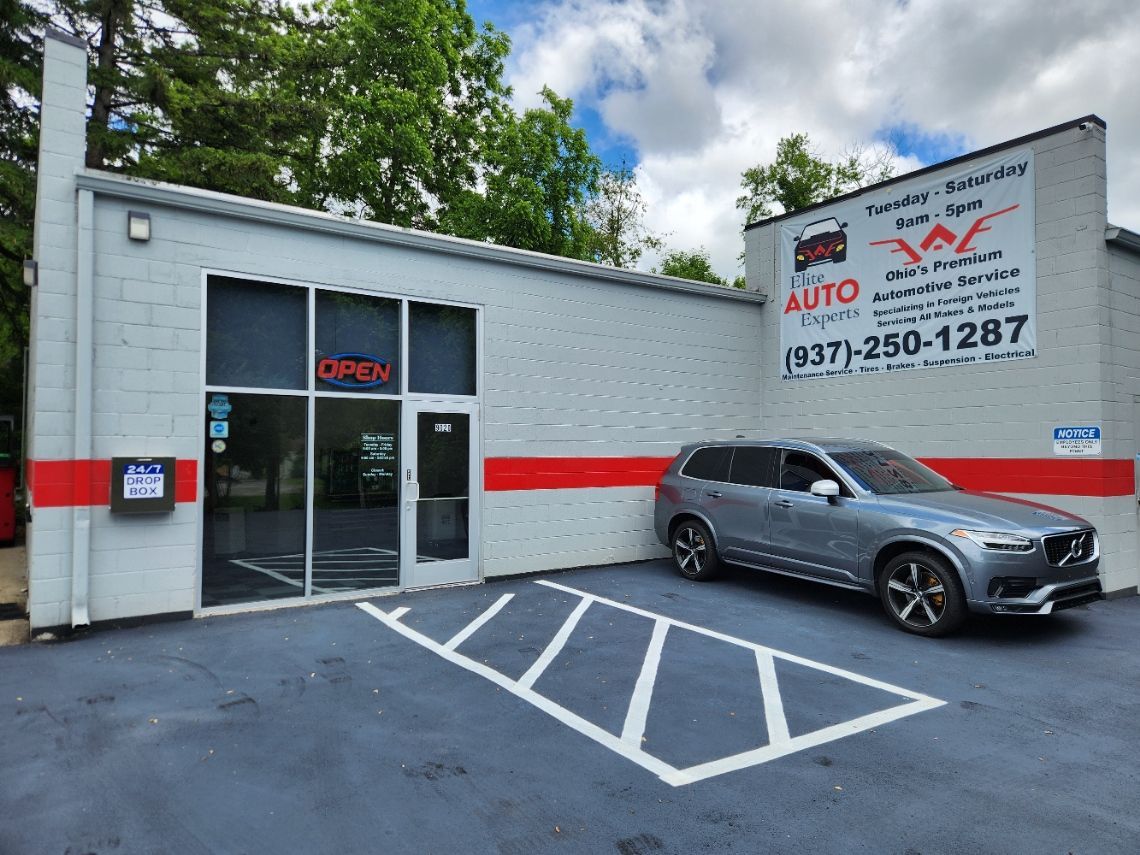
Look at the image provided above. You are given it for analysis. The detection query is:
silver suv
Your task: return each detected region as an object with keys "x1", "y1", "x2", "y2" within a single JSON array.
[{"x1": 654, "y1": 438, "x2": 1103, "y2": 636}]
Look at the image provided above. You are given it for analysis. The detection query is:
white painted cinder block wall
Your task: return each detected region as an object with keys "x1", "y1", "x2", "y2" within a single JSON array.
[{"x1": 744, "y1": 121, "x2": 1140, "y2": 595}]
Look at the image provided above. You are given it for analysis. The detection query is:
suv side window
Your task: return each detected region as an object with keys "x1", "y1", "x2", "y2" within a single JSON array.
[
  {"x1": 779, "y1": 450, "x2": 848, "y2": 495},
  {"x1": 681, "y1": 446, "x2": 732, "y2": 482},
  {"x1": 728, "y1": 446, "x2": 778, "y2": 488}
]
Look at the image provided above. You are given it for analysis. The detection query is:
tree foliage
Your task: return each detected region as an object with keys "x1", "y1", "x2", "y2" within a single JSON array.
[
  {"x1": 0, "y1": 0, "x2": 46, "y2": 419},
  {"x1": 586, "y1": 161, "x2": 660, "y2": 268},
  {"x1": 655, "y1": 248, "x2": 730, "y2": 287},
  {"x1": 736, "y1": 132, "x2": 894, "y2": 224},
  {"x1": 312, "y1": 0, "x2": 511, "y2": 227},
  {"x1": 441, "y1": 86, "x2": 600, "y2": 259}
]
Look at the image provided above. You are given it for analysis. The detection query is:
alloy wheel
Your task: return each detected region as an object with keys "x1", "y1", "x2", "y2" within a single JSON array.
[
  {"x1": 885, "y1": 561, "x2": 946, "y2": 628},
  {"x1": 674, "y1": 526, "x2": 707, "y2": 575}
]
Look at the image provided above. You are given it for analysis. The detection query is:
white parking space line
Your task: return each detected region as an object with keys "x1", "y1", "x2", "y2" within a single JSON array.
[
  {"x1": 444, "y1": 594, "x2": 514, "y2": 651},
  {"x1": 517, "y1": 596, "x2": 592, "y2": 691},
  {"x1": 356, "y1": 600, "x2": 679, "y2": 783},
  {"x1": 357, "y1": 581, "x2": 945, "y2": 787},
  {"x1": 535, "y1": 580, "x2": 938, "y2": 700},
  {"x1": 621, "y1": 620, "x2": 669, "y2": 746},
  {"x1": 755, "y1": 651, "x2": 790, "y2": 746}
]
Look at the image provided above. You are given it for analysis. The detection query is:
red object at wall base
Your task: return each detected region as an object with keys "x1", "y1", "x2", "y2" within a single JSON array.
[{"x1": 0, "y1": 467, "x2": 16, "y2": 543}]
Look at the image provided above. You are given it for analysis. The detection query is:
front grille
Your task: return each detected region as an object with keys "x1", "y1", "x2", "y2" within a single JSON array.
[{"x1": 1043, "y1": 530, "x2": 1097, "y2": 566}]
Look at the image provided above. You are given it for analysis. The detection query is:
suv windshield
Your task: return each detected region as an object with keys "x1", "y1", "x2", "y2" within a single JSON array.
[
  {"x1": 827, "y1": 449, "x2": 954, "y2": 495},
  {"x1": 799, "y1": 218, "x2": 843, "y2": 240}
]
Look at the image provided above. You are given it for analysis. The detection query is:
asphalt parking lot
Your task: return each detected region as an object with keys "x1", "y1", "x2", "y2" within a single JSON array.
[{"x1": 2, "y1": 560, "x2": 1137, "y2": 854}]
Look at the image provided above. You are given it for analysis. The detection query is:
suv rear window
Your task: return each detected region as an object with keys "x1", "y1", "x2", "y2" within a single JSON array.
[
  {"x1": 728, "y1": 446, "x2": 778, "y2": 488},
  {"x1": 680, "y1": 446, "x2": 732, "y2": 482}
]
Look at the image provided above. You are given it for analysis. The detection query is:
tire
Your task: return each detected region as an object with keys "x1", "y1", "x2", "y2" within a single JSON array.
[
  {"x1": 671, "y1": 520, "x2": 719, "y2": 581},
  {"x1": 879, "y1": 551, "x2": 966, "y2": 637}
]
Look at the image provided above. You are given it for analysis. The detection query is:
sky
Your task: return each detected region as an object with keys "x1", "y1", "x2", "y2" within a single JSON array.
[{"x1": 465, "y1": 0, "x2": 1139, "y2": 280}]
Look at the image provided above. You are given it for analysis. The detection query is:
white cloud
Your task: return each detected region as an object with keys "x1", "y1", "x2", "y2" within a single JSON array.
[{"x1": 499, "y1": 0, "x2": 1140, "y2": 279}]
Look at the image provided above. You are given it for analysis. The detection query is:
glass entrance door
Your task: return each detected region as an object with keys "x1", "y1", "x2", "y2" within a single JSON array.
[{"x1": 402, "y1": 404, "x2": 479, "y2": 588}]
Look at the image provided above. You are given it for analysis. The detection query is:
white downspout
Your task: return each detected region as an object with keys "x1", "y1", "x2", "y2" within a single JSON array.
[{"x1": 71, "y1": 187, "x2": 94, "y2": 628}]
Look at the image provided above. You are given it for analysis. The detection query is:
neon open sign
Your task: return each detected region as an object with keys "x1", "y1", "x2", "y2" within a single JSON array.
[{"x1": 317, "y1": 353, "x2": 392, "y2": 388}]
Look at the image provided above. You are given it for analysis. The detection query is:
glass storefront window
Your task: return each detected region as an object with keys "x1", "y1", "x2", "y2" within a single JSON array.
[
  {"x1": 201, "y1": 393, "x2": 307, "y2": 606},
  {"x1": 315, "y1": 291, "x2": 400, "y2": 395},
  {"x1": 203, "y1": 276, "x2": 480, "y2": 608},
  {"x1": 409, "y1": 302, "x2": 476, "y2": 396},
  {"x1": 313, "y1": 398, "x2": 400, "y2": 591},
  {"x1": 207, "y1": 276, "x2": 307, "y2": 389}
]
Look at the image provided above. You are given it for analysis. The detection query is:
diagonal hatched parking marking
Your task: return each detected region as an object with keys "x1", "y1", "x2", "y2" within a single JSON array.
[{"x1": 357, "y1": 579, "x2": 944, "y2": 786}]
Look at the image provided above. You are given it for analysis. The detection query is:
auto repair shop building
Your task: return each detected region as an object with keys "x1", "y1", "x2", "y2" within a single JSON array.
[{"x1": 22, "y1": 31, "x2": 1140, "y2": 631}]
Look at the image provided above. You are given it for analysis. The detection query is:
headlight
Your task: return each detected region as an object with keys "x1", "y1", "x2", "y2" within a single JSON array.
[
  {"x1": 835, "y1": 243, "x2": 845, "y2": 251},
  {"x1": 796, "y1": 254, "x2": 805, "y2": 261},
  {"x1": 951, "y1": 529, "x2": 1034, "y2": 552}
]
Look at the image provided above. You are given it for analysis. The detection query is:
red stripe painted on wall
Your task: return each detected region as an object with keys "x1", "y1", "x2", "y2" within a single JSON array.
[
  {"x1": 484, "y1": 456, "x2": 674, "y2": 491},
  {"x1": 26, "y1": 459, "x2": 199, "y2": 508},
  {"x1": 484, "y1": 455, "x2": 1136, "y2": 497},
  {"x1": 917, "y1": 457, "x2": 1134, "y2": 498},
  {"x1": 23, "y1": 455, "x2": 1135, "y2": 504}
]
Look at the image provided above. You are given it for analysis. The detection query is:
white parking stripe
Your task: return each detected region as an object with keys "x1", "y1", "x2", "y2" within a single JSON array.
[
  {"x1": 356, "y1": 582, "x2": 945, "y2": 787},
  {"x1": 517, "y1": 597, "x2": 592, "y2": 690},
  {"x1": 755, "y1": 651, "x2": 790, "y2": 746},
  {"x1": 444, "y1": 594, "x2": 514, "y2": 651},
  {"x1": 535, "y1": 579, "x2": 939, "y2": 702},
  {"x1": 662, "y1": 698, "x2": 943, "y2": 787},
  {"x1": 621, "y1": 620, "x2": 669, "y2": 746},
  {"x1": 356, "y1": 601, "x2": 680, "y2": 782}
]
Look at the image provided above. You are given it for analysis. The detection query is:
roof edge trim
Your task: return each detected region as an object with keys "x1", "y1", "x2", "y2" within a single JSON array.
[
  {"x1": 75, "y1": 170, "x2": 765, "y2": 304},
  {"x1": 1106, "y1": 225, "x2": 1140, "y2": 256}
]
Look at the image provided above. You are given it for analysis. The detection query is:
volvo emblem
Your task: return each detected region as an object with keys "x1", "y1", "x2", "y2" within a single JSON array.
[{"x1": 1069, "y1": 534, "x2": 1087, "y2": 561}]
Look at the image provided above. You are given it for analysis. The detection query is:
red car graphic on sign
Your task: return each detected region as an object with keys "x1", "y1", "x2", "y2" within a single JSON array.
[{"x1": 794, "y1": 217, "x2": 848, "y2": 272}]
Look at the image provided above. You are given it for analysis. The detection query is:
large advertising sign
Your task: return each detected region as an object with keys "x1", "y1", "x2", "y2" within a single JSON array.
[{"x1": 779, "y1": 149, "x2": 1036, "y2": 381}]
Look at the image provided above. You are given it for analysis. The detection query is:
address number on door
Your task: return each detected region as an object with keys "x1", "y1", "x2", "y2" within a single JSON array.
[{"x1": 435, "y1": 423, "x2": 452, "y2": 433}]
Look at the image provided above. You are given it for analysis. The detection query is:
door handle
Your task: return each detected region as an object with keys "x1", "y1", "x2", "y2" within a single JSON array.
[
  {"x1": 705, "y1": 490, "x2": 723, "y2": 498},
  {"x1": 774, "y1": 499, "x2": 794, "y2": 508}
]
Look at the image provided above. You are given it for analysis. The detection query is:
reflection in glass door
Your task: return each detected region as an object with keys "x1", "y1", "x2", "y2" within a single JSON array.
[
  {"x1": 404, "y1": 405, "x2": 478, "y2": 588},
  {"x1": 312, "y1": 398, "x2": 400, "y2": 592},
  {"x1": 201, "y1": 393, "x2": 307, "y2": 607}
]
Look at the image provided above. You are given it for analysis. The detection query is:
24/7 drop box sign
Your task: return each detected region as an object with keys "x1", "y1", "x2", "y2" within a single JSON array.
[
  {"x1": 779, "y1": 148, "x2": 1036, "y2": 381},
  {"x1": 110, "y1": 457, "x2": 176, "y2": 513}
]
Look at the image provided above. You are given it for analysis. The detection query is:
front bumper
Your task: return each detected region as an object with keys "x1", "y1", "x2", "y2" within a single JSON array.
[
  {"x1": 957, "y1": 528, "x2": 1101, "y2": 615},
  {"x1": 967, "y1": 576, "x2": 1104, "y2": 615}
]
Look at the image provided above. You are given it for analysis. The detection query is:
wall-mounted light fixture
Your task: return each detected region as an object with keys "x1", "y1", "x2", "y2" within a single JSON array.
[
  {"x1": 22, "y1": 259, "x2": 38, "y2": 287},
  {"x1": 127, "y1": 210, "x2": 151, "y2": 242}
]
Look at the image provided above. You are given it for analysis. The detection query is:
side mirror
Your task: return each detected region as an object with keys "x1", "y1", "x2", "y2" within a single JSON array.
[{"x1": 810, "y1": 479, "x2": 840, "y2": 501}]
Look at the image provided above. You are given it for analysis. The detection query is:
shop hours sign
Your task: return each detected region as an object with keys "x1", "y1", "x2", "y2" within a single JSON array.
[
  {"x1": 778, "y1": 148, "x2": 1036, "y2": 381},
  {"x1": 110, "y1": 457, "x2": 176, "y2": 513}
]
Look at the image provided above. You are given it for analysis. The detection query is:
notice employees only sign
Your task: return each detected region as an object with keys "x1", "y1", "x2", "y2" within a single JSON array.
[{"x1": 778, "y1": 149, "x2": 1036, "y2": 381}]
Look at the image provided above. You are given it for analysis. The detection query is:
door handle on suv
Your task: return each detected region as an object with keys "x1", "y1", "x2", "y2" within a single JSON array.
[
  {"x1": 774, "y1": 499, "x2": 794, "y2": 508},
  {"x1": 705, "y1": 490, "x2": 723, "y2": 499}
]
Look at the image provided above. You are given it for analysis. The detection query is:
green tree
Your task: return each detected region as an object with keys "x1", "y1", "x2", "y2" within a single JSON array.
[
  {"x1": 586, "y1": 161, "x2": 660, "y2": 268},
  {"x1": 0, "y1": 0, "x2": 47, "y2": 424},
  {"x1": 736, "y1": 133, "x2": 894, "y2": 224},
  {"x1": 655, "y1": 248, "x2": 729, "y2": 286},
  {"x1": 313, "y1": 0, "x2": 511, "y2": 227},
  {"x1": 442, "y1": 86, "x2": 601, "y2": 259}
]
